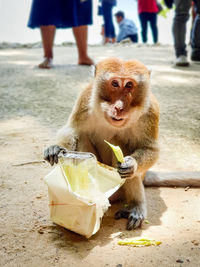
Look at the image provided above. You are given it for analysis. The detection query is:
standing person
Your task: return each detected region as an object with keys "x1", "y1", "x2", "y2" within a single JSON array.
[
  {"x1": 115, "y1": 11, "x2": 138, "y2": 43},
  {"x1": 191, "y1": 1, "x2": 200, "y2": 62},
  {"x1": 28, "y1": 0, "x2": 93, "y2": 68},
  {"x1": 101, "y1": 0, "x2": 116, "y2": 44},
  {"x1": 100, "y1": 24, "x2": 106, "y2": 44},
  {"x1": 165, "y1": 0, "x2": 200, "y2": 66},
  {"x1": 137, "y1": 0, "x2": 159, "y2": 44}
]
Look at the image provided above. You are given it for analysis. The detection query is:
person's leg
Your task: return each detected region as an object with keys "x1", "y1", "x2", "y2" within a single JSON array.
[
  {"x1": 139, "y1": 13, "x2": 148, "y2": 43},
  {"x1": 149, "y1": 13, "x2": 158, "y2": 43},
  {"x1": 39, "y1": 25, "x2": 56, "y2": 68},
  {"x1": 128, "y1": 34, "x2": 138, "y2": 43},
  {"x1": 102, "y1": 2, "x2": 110, "y2": 43},
  {"x1": 173, "y1": 0, "x2": 191, "y2": 58},
  {"x1": 72, "y1": 25, "x2": 93, "y2": 65},
  {"x1": 109, "y1": 5, "x2": 116, "y2": 43},
  {"x1": 102, "y1": 2, "x2": 115, "y2": 43},
  {"x1": 191, "y1": 0, "x2": 200, "y2": 60}
]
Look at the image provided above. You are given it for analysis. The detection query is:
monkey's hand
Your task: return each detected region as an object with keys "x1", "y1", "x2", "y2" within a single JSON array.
[
  {"x1": 43, "y1": 145, "x2": 67, "y2": 166},
  {"x1": 117, "y1": 156, "x2": 137, "y2": 179}
]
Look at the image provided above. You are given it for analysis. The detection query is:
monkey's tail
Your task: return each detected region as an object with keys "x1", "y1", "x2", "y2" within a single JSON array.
[{"x1": 144, "y1": 171, "x2": 200, "y2": 187}]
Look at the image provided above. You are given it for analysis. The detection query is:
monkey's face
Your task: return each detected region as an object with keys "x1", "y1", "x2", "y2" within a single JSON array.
[
  {"x1": 94, "y1": 58, "x2": 150, "y2": 129},
  {"x1": 100, "y1": 77, "x2": 136, "y2": 128}
]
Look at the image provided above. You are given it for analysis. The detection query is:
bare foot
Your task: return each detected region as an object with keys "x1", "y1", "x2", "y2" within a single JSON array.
[
  {"x1": 78, "y1": 56, "x2": 94, "y2": 66},
  {"x1": 38, "y1": 58, "x2": 53, "y2": 69},
  {"x1": 111, "y1": 38, "x2": 116, "y2": 44},
  {"x1": 104, "y1": 37, "x2": 111, "y2": 44}
]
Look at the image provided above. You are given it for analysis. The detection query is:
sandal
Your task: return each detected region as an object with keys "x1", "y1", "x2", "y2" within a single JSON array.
[{"x1": 38, "y1": 58, "x2": 53, "y2": 69}]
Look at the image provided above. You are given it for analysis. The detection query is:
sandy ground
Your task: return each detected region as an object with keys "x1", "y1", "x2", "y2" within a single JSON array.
[{"x1": 0, "y1": 43, "x2": 200, "y2": 267}]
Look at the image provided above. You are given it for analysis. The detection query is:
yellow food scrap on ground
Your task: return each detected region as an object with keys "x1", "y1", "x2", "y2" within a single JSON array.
[
  {"x1": 118, "y1": 238, "x2": 161, "y2": 247},
  {"x1": 104, "y1": 140, "x2": 125, "y2": 163}
]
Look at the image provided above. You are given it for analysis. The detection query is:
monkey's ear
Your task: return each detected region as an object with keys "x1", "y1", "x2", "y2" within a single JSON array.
[{"x1": 91, "y1": 64, "x2": 96, "y2": 77}]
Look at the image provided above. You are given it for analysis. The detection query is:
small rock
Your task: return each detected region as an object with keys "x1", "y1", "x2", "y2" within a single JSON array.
[
  {"x1": 176, "y1": 259, "x2": 184, "y2": 263},
  {"x1": 191, "y1": 240, "x2": 199, "y2": 246},
  {"x1": 116, "y1": 264, "x2": 122, "y2": 267},
  {"x1": 3, "y1": 142, "x2": 8, "y2": 146},
  {"x1": 54, "y1": 256, "x2": 59, "y2": 262}
]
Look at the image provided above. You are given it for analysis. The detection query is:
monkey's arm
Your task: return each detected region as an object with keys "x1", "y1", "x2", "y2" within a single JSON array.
[
  {"x1": 133, "y1": 99, "x2": 160, "y2": 174},
  {"x1": 131, "y1": 140, "x2": 159, "y2": 174},
  {"x1": 56, "y1": 125, "x2": 78, "y2": 151},
  {"x1": 118, "y1": 99, "x2": 160, "y2": 178},
  {"x1": 56, "y1": 83, "x2": 93, "y2": 149},
  {"x1": 43, "y1": 127, "x2": 78, "y2": 166},
  {"x1": 44, "y1": 84, "x2": 93, "y2": 165},
  {"x1": 118, "y1": 141, "x2": 159, "y2": 178}
]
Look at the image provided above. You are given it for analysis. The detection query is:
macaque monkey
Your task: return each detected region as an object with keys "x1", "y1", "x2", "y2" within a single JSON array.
[{"x1": 44, "y1": 57, "x2": 160, "y2": 230}]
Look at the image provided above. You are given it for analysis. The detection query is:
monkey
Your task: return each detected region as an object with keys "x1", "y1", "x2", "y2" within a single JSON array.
[
  {"x1": 44, "y1": 57, "x2": 160, "y2": 230},
  {"x1": 44, "y1": 57, "x2": 200, "y2": 230}
]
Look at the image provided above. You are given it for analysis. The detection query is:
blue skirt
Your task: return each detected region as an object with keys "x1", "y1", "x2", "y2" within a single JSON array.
[{"x1": 28, "y1": 0, "x2": 92, "y2": 29}]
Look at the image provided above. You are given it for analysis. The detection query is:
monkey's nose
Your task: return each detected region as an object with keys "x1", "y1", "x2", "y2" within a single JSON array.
[{"x1": 115, "y1": 106, "x2": 123, "y2": 112}]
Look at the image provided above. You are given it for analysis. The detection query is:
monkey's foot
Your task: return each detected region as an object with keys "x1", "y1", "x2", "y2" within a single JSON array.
[
  {"x1": 38, "y1": 58, "x2": 53, "y2": 69},
  {"x1": 115, "y1": 206, "x2": 145, "y2": 230}
]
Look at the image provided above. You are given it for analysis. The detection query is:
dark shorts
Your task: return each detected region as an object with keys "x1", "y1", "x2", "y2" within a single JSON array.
[{"x1": 28, "y1": 0, "x2": 92, "y2": 29}]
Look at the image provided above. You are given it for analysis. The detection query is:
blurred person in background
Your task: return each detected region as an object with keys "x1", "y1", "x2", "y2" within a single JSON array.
[
  {"x1": 101, "y1": 0, "x2": 117, "y2": 44},
  {"x1": 28, "y1": 0, "x2": 93, "y2": 68},
  {"x1": 115, "y1": 11, "x2": 138, "y2": 43},
  {"x1": 100, "y1": 24, "x2": 105, "y2": 44},
  {"x1": 165, "y1": 0, "x2": 200, "y2": 66},
  {"x1": 136, "y1": 0, "x2": 159, "y2": 44}
]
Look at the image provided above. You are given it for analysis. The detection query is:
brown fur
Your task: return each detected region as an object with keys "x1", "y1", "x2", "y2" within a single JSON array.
[
  {"x1": 56, "y1": 58, "x2": 160, "y2": 229},
  {"x1": 45, "y1": 57, "x2": 200, "y2": 229}
]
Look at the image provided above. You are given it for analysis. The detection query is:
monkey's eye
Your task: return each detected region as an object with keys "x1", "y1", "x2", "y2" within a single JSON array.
[
  {"x1": 111, "y1": 80, "x2": 119, "y2": 88},
  {"x1": 125, "y1": 81, "x2": 133, "y2": 89}
]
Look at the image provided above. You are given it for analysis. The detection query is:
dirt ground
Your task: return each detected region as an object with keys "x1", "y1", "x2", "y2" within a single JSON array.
[{"x1": 0, "y1": 44, "x2": 200, "y2": 267}]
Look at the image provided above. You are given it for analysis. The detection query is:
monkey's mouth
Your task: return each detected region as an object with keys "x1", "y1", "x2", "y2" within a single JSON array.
[
  {"x1": 111, "y1": 117, "x2": 124, "y2": 121},
  {"x1": 105, "y1": 114, "x2": 127, "y2": 127}
]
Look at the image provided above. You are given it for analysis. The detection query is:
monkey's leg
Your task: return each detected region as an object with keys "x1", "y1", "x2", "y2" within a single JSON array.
[
  {"x1": 109, "y1": 187, "x2": 124, "y2": 204},
  {"x1": 115, "y1": 175, "x2": 147, "y2": 230}
]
